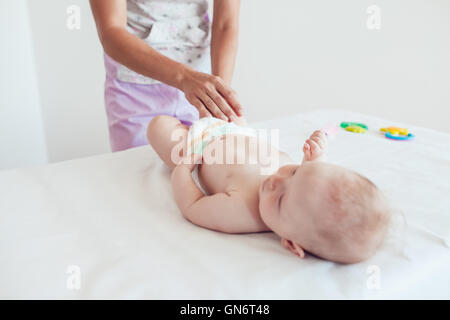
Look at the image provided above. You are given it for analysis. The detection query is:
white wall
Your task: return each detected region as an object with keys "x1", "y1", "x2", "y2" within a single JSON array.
[
  {"x1": 0, "y1": 0, "x2": 48, "y2": 170},
  {"x1": 3, "y1": 0, "x2": 450, "y2": 168},
  {"x1": 234, "y1": 0, "x2": 450, "y2": 131},
  {"x1": 27, "y1": 0, "x2": 110, "y2": 164}
]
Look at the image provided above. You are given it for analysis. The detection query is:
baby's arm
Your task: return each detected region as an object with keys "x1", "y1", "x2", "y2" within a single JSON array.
[{"x1": 171, "y1": 159, "x2": 257, "y2": 233}]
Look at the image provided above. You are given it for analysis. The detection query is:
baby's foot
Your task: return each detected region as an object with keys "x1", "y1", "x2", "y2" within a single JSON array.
[{"x1": 302, "y1": 130, "x2": 328, "y2": 162}]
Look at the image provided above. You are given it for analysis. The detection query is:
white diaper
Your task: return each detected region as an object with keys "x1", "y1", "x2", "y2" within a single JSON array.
[{"x1": 186, "y1": 117, "x2": 258, "y2": 155}]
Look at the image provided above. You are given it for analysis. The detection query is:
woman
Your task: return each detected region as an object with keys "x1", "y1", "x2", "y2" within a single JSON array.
[{"x1": 90, "y1": 0, "x2": 243, "y2": 151}]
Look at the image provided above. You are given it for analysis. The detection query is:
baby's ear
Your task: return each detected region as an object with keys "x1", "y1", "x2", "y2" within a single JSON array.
[{"x1": 281, "y1": 238, "x2": 305, "y2": 258}]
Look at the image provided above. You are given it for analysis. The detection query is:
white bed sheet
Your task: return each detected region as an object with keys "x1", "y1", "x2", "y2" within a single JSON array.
[{"x1": 1, "y1": 109, "x2": 449, "y2": 299}]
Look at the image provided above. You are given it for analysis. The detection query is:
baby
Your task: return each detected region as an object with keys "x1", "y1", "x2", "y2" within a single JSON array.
[{"x1": 147, "y1": 115, "x2": 391, "y2": 264}]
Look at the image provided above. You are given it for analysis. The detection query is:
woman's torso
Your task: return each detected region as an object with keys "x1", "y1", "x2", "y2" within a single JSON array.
[{"x1": 118, "y1": 0, "x2": 211, "y2": 84}]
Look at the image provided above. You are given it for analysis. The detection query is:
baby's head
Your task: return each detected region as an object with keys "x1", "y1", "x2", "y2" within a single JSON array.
[{"x1": 258, "y1": 161, "x2": 391, "y2": 264}]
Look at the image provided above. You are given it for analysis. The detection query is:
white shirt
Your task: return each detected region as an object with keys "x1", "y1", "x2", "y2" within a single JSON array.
[{"x1": 117, "y1": 0, "x2": 212, "y2": 85}]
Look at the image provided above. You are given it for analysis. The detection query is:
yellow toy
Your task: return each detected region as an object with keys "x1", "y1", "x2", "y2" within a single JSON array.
[
  {"x1": 380, "y1": 127, "x2": 409, "y2": 136},
  {"x1": 345, "y1": 125, "x2": 367, "y2": 133},
  {"x1": 380, "y1": 127, "x2": 415, "y2": 141},
  {"x1": 340, "y1": 122, "x2": 368, "y2": 134}
]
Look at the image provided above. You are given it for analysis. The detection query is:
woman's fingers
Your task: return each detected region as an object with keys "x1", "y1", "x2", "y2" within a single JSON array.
[
  {"x1": 198, "y1": 93, "x2": 228, "y2": 121},
  {"x1": 214, "y1": 79, "x2": 243, "y2": 117},
  {"x1": 181, "y1": 71, "x2": 243, "y2": 120},
  {"x1": 190, "y1": 97, "x2": 212, "y2": 118},
  {"x1": 207, "y1": 90, "x2": 237, "y2": 122}
]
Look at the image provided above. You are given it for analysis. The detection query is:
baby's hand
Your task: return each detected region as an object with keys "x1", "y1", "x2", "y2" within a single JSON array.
[{"x1": 302, "y1": 130, "x2": 327, "y2": 162}]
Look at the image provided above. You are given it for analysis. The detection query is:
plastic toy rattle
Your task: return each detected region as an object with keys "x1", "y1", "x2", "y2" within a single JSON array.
[
  {"x1": 380, "y1": 127, "x2": 415, "y2": 141},
  {"x1": 340, "y1": 122, "x2": 368, "y2": 133},
  {"x1": 322, "y1": 123, "x2": 340, "y2": 138}
]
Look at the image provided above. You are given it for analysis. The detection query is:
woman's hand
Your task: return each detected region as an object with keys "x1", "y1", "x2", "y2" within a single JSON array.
[{"x1": 179, "y1": 69, "x2": 243, "y2": 122}]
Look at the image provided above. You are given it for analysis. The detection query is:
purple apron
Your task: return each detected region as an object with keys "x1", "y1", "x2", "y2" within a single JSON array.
[{"x1": 104, "y1": 0, "x2": 211, "y2": 152}]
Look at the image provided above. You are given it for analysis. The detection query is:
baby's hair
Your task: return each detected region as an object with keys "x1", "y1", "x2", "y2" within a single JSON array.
[
  {"x1": 313, "y1": 171, "x2": 392, "y2": 264},
  {"x1": 345, "y1": 173, "x2": 412, "y2": 262}
]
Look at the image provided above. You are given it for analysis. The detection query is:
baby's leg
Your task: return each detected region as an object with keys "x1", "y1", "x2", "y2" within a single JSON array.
[{"x1": 147, "y1": 115, "x2": 189, "y2": 171}]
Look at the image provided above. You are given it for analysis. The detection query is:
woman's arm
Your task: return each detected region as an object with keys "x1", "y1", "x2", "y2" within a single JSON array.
[
  {"x1": 89, "y1": 0, "x2": 243, "y2": 120},
  {"x1": 211, "y1": 0, "x2": 241, "y2": 86},
  {"x1": 90, "y1": 0, "x2": 186, "y2": 90}
]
